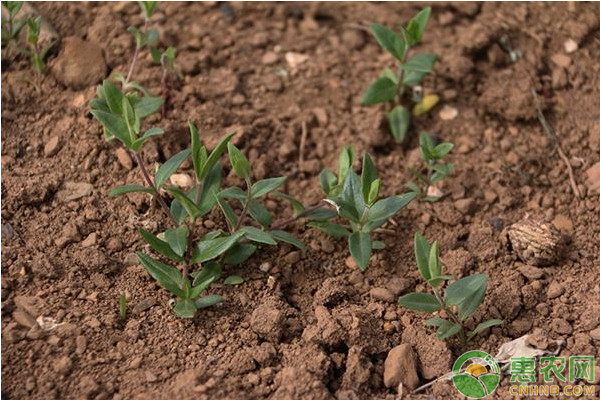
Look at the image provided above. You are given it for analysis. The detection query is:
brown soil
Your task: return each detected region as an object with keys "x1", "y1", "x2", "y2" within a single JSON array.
[{"x1": 2, "y1": 2, "x2": 600, "y2": 399}]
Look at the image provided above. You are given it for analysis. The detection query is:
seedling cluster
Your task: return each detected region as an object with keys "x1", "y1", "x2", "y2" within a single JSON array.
[
  {"x1": 362, "y1": 7, "x2": 438, "y2": 142},
  {"x1": 399, "y1": 233, "x2": 503, "y2": 342},
  {"x1": 85, "y1": 2, "x2": 498, "y2": 343},
  {"x1": 1, "y1": 1, "x2": 53, "y2": 74}
]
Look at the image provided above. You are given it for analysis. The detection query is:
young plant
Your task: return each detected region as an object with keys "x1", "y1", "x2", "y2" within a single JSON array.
[
  {"x1": 312, "y1": 147, "x2": 417, "y2": 270},
  {"x1": 398, "y1": 233, "x2": 503, "y2": 343},
  {"x1": 1, "y1": 1, "x2": 25, "y2": 48},
  {"x1": 406, "y1": 132, "x2": 454, "y2": 201},
  {"x1": 362, "y1": 7, "x2": 437, "y2": 142},
  {"x1": 124, "y1": 1, "x2": 159, "y2": 84},
  {"x1": 153, "y1": 46, "x2": 179, "y2": 118},
  {"x1": 24, "y1": 16, "x2": 49, "y2": 74}
]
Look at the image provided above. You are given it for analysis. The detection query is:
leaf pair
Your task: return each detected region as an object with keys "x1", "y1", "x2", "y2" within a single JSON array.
[
  {"x1": 136, "y1": 252, "x2": 222, "y2": 318},
  {"x1": 91, "y1": 80, "x2": 163, "y2": 150}
]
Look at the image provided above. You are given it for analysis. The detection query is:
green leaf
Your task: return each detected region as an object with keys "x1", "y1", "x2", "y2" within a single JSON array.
[
  {"x1": 361, "y1": 153, "x2": 378, "y2": 203},
  {"x1": 341, "y1": 170, "x2": 366, "y2": 220},
  {"x1": 402, "y1": 69, "x2": 428, "y2": 86},
  {"x1": 132, "y1": 127, "x2": 164, "y2": 150},
  {"x1": 425, "y1": 317, "x2": 447, "y2": 327},
  {"x1": 367, "y1": 179, "x2": 381, "y2": 206},
  {"x1": 372, "y1": 240, "x2": 385, "y2": 250},
  {"x1": 405, "y1": 6, "x2": 431, "y2": 45},
  {"x1": 167, "y1": 187, "x2": 202, "y2": 220},
  {"x1": 121, "y1": 96, "x2": 137, "y2": 135},
  {"x1": 138, "y1": 228, "x2": 182, "y2": 262},
  {"x1": 434, "y1": 142, "x2": 454, "y2": 158},
  {"x1": 136, "y1": 252, "x2": 185, "y2": 297},
  {"x1": 348, "y1": 232, "x2": 372, "y2": 271},
  {"x1": 218, "y1": 186, "x2": 246, "y2": 200},
  {"x1": 224, "y1": 275, "x2": 244, "y2": 285},
  {"x1": 247, "y1": 200, "x2": 272, "y2": 227},
  {"x1": 189, "y1": 121, "x2": 206, "y2": 181},
  {"x1": 164, "y1": 225, "x2": 189, "y2": 258},
  {"x1": 414, "y1": 232, "x2": 431, "y2": 281},
  {"x1": 319, "y1": 169, "x2": 337, "y2": 195},
  {"x1": 198, "y1": 162, "x2": 222, "y2": 216},
  {"x1": 304, "y1": 208, "x2": 338, "y2": 221},
  {"x1": 379, "y1": 68, "x2": 399, "y2": 84},
  {"x1": 270, "y1": 230, "x2": 305, "y2": 249},
  {"x1": 365, "y1": 193, "x2": 416, "y2": 231},
  {"x1": 191, "y1": 231, "x2": 245, "y2": 264},
  {"x1": 428, "y1": 241, "x2": 441, "y2": 280},
  {"x1": 224, "y1": 243, "x2": 257, "y2": 264},
  {"x1": 155, "y1": 149, "x2": 192, "y2": 189},
  {"x1": 403, "y1": 53, "x2": 437, "y2": 74},
  {"x1": 272, "y1": 192, "x2": 305, "y2": 216},
  {"x1": 240, "y1": 226, "x2": 277, "y2": 245},
  {"x1": 389, "y1": 105, "x2": 410, "y2": 142},
  {"x1": 91, "y1": 110, "x2": 131, "y2": 147},
  {"x1": 338, "y1": 147, "x2": 354, "y2": 183},
  {"x1": 252, "y1": 177, "x2": 287, "y2": 198},
  {"x1": 199, "y1": 132, "x2": 235, "y2": 180},
  {"x1": 427, "y1": 274, "x2": 453, "y2": 288},
  {"x1": 370, "y1": 23, "x2": 406, "y2": 61},
  {"x1": 133, "y1": 96, "x2": 163, "y2": 118},
  {"x1": 173, "y1": 299, "x2": 196, "y2": 318},
  {"x1": 361, "y1": 77, "x2": 397, "y2": 105},
  {"x1": 419, "y1": 132, "x2": 436, "y2": 163},
  {"x1": 138, "y1": 1, "x2": 158, "y2": 18},
  {"x1": 398, "y1": 292, "x2": 441, "y2": 312},
  {"x1": 109, "y1": 184, "x2": 153, "y2": 197},
  {"x1": 195, "y1": 294, "x2": 222, "y2": 309},
  {"x1": 468, "y1": 319, "x2": 503, "y2": 339},
  {"x1": 102, "y1": 80, "x2": 124, "y2": 115},
  {"x1": 445, "y1": 274, "x2": 488, "y2": 320},
  {"x1": 436, "y1": 320, "x2": 462, "y2": 340},
  {"x1": 191, "y1": 261, "x2": 221, "y2": 290},
  {"x1": 308, "y1": 221, "x2": 351, "y2": 238},
  {"x1": 227, "y1": 142, "x2": 250, "y2": 179},
  {"x1": 215, "y1": 195, "x2": 238, "y2": 229}
]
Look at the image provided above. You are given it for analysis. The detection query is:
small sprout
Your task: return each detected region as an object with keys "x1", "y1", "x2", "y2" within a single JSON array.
[
  {"x1": 314, "y1": 147, "x2": 417, "y2": 270},
  {"x1": 1, "y1": 1, "x2": 25, "y2": 47},
  {"x1": 407, "y1": 132, "x2": 454, "y2": 201},
  {"x1": 25, "y1": 16, "x2": 50, "y2": 74},
  {"x1": 398, "y1": 233, "x2": 503, "y2": 343},
  {"x1": 119, "y1": 293, "x2": 127, "y2": 321},
  {"x1": 138, "y1": 1, "x2": 157, "y2": 20},
  {"x1": 362, "y1": 7, "x2": 438, "y2": 142}
]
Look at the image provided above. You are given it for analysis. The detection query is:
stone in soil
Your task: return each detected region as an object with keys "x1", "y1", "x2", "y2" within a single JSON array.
[
  {"x1": 52, "y1": 36, "x2": 107, "y2": 90},
  {"x1": 56, "y1": 181, "x2": 93, "y2": 202},
  {"x1": 369, "y1": 287, "x2": 395, "y2": 303},
  {"x1": 250, "y1": 300, "x2": 285, "y2": 342},
  {"x1": 383, "y1": 344, "x2": 419, "y2": 390},
  {"x1": 44, "y1": 136, "x2": 61, "y2": 157},
  {"x1": 115, "y1": 148, "x2": 133, "y2": 170}
]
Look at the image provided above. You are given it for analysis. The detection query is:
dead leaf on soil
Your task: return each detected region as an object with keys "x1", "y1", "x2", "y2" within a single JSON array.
[{"x1": 495, "y1": 334, "x2": 564, "y2": 364}]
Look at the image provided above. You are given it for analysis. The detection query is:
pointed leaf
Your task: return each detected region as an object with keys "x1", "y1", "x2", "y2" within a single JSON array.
[
  {"x1": 102, "y1": 80, "x2": 124, "y2": 114},
  {"x1": 370, "y1": 23, "x2": 405, "y2": 61},
  {"x1": 173, "y1": 299, "x2": 196, "y2": 318},
  {"x1": 270, "y1": 230, "x2": 305, "y2": 249},
  {"x1": 189, "y1": 121, "x2": 206, "y2": 180},
  {"x1": 167, "y1": 186, "x2": 201, "y2": 220},
  {"x1": 389, "y1": 105, "x2": 410, "y2": 142},
  {"x1": 272, "y1": 192, "x2": 305, "y2": 216},
  {"x1": 138, "y1": 229, "x2": 182, "y2": 262},
  {"x1": 251, "y1": 177, "x2": 287, "y2": 198},
  {"x1": 361, "y1": 153, "x2": 378, "y2": 203},
  {"x1": 227, "y1": 142, "x2": 250, "y2": 179},
  {"x1": 224, "y1": 275, "x2": 244, "y2": 285},
  {"x1": 348, "y1": 231, "x2": 372, "y2": 271},
  {"x1": 224, "y1": 243, "x2": 257, "y2": 264},
  {"x1": 405, "y1": 6, "x2": 431, "y2": 45},
  {"x1": 468, "y1": 319, "x2": 504, "y2": 339},
  {"x1": 191, "y1": 261, "x2": 221, "y2": 289},
  {"x1": 403, "y1": 53, "x2": 437, "y2": 74},
  {"x1": 365, "y1": 193, "x2": 416, "y2": 231},
  {"x1": 164, "y1": 225, "x2": 189, "y2": 258},
  {"x1": 445, "y1": 274, "x2": 488, "y2": 320},
  {"x1": 215, "y1": 195, "x2": 238, "y2": 229},
  {"x1": 199, "y1": 132, "x2": 235, "y2": 180},
  {"x1": 319, "y1": 168, "x2": 337, "y2": 195},
  {"x1": 191, "y1": 231, "x2": 245, "y2": 264},
  {"x1": 434, "y1": 142, "x2": 454, "y2": 159},
  {"x1": 342, "y1": 170, "x2": 366, "y2": 220},
  {"x1": 133, "y1": 96, "x2": 163, "y2": 118},
  {"x1": 414, "y1": 232, "x2": 431, "y2": 280},
  {"x1": 338, "y1": 147, "x2": 354, "y2": 183},
  {"x1": 398, "y1": 292, "x2": 441, "y2": 312},
  {"x1": 91, "y1": 110, "x2": 131, "y2": 147},
  {"x1": 304, "y1": 208, "x2": 338, "y2": 221},
  {"x1": 155, "y1": 149, "x2": 192, "y2": 189},
  {"x1": 195, "y1": 294, "x2": 223, "y2": 309},
  {"x1": 136, "y1": 252, "x2": 185, "y2": 297},
  {"x1": 247, "y1": 199, "x2": 272, "y2": 227},
  {"x1": 428, "y1": 241, "x2": 441, "y2": 280},
  {"x1": 436, "y1": 320, "x2": 462, "y2": 340},
  {"x1": 361, "y1": 77, "x2": 397, "y2": 105},
  {"x1": 308, "y1": 221, "x2": 350, "y2": 238},
  {"x1": 198, "y1": 161, "x2": 222, "y2": 216},
  {"x1": 240, "y1": 226, "x2": 277, "y2": 245}
]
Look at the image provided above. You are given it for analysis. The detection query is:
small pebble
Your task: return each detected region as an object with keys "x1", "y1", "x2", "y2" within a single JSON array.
[
  {"x1": 438, "y1": 105, "x2": 458, "y2": 121},
  {"x1": 564, "y1": 39, "x2": 578, "y2": 53},
  {"x1": 369, "y1": 287, "x2": 396, "y2": 303},
  {"x1": 44, "y1": 136, "x2": 61, "y2": 157}
]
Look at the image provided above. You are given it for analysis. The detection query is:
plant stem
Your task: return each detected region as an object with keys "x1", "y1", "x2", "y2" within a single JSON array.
[
  {"x1": 431, "y1": 286, "x2": 467, "y2": 344},
  {"x1": 133, "y1": 151, "x2": 178, "y2": 226},
  {"x1": 270, "y1": 201, "x2": 326, "y2": 230},
  {"x1": 160, "y1": 67, "x2": 170, "y2": 118},
  {"x1": 125, "y1": 20, "x2": 148, "y2": 84}
]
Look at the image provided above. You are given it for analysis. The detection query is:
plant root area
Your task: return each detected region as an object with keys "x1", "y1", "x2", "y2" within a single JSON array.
[{"x1": 2, "y1": 2, "x2": 600, "y2": 399}]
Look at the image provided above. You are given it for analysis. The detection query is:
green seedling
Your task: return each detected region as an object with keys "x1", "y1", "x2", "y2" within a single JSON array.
[
  {"x1": 399, "y1": 233, "x2": 503, "y2": 343},
  {"x1": 311, "y1": 147, "x2": 417, "y2": 270},
  {"x1": 406, "y1": 132, "x2": 454, "y2": 201},
  {"x1": 362, "y1": 7, "x2": 437, "y2": 142},
  {"x1": 119, "y1": 293, "x2": 127, "y2": 320},
  {"x1": 124, "y1": 1, "x2": 159, "y2": 84},
  {"x1": 25, "y1": 16, "x2": 50, "y2": 74},
  {"x1": 153, "y1": 46, "x2": 179, "y2": 118},
  {"x1": 1, "y1": 1, "x2": 25, "y2": 47}
]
